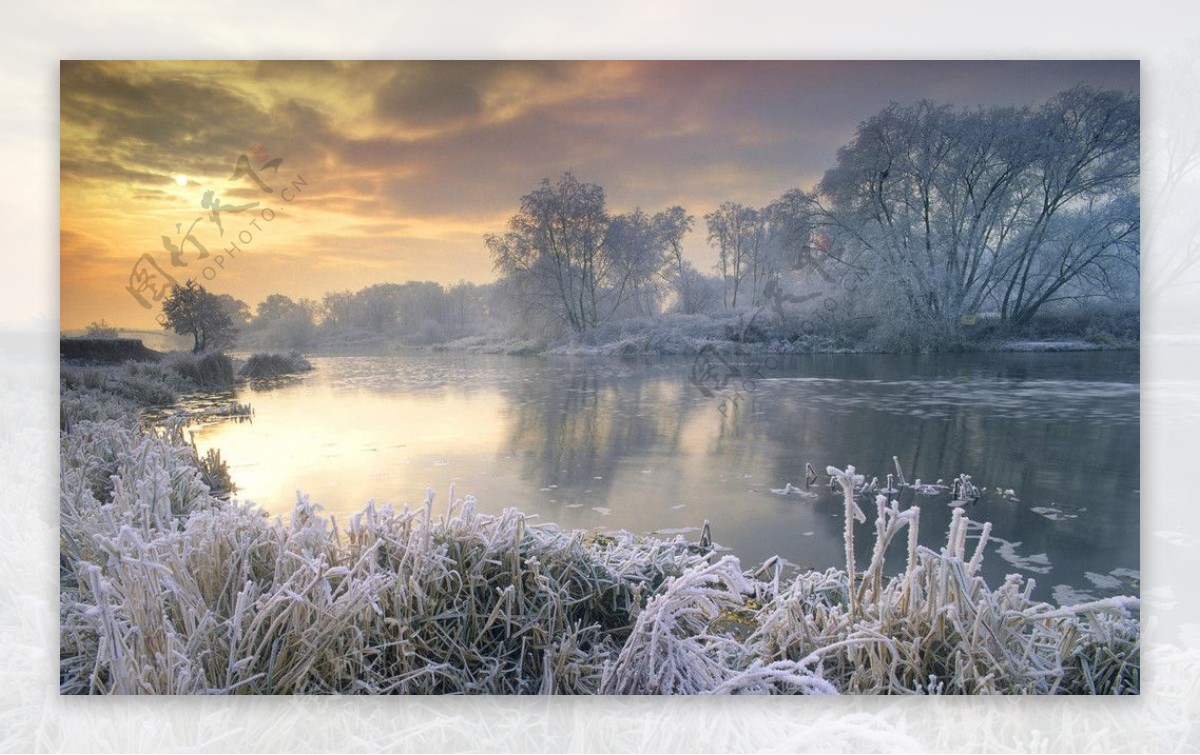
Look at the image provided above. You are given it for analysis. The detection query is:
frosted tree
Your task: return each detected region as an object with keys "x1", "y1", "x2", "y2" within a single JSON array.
[
  {"x1": 706, "y1": 201, "x2": 765, "y2": 308},
  {"x1": 447, "y1": 281, "x2": 487, "y2": 334},
  {"x1": 214, "y1": 294, "x2": 252, "y2": 328},
  {"x1": 487, "y1": 172, "x2": 691, "y2": 331},
  {"x1": 487, "y1": 172, "x2": 610, "y2": 332},
  {"x1": 605, "y1": 208, "x2": 671, "y2": 317},
  {"x1": 669, "y1": 260, "x2": 723, "y2": 315},
  {"x1": 654, "y1": 206, "x2": 701, "y2": 313},
  {"x1": 812, "y1": 85, "x2": 1139, "y2": 333},
  {"x1": 250, "y1": 292, "x2": 316, "y2": 348},
  {"x1": 320, "y1": 290, "x2": 354, "y2": 329}
]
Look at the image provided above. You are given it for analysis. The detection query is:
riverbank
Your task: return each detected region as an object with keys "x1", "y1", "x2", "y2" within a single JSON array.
[
  {"x1": 428, "y1": 310, "x2": 1139, "y2": 357},
  {"x1": 59, "y1": 354, "x2": 1140, "y2": 694},
  {"x1": 60, "y1": 339, "x2": 313, "y2": 382},
  {"x1": 432, "y1": 334, "x2": 1135, "y2": 358},
  {"x1": 228, "y1": 306, "x2": 1139, "y2": 358}
]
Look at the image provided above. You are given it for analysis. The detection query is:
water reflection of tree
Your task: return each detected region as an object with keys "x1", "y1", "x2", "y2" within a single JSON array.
[
  {"x1": 501, "y1": 368, "x2": 696, "y2": 506},
  {"x1": 495, "y1": 353, "x2": 1136, "y2": 602}
]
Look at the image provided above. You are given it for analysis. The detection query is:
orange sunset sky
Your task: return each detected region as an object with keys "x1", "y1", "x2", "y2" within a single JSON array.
[{"x1": 59, "y1": 60, "x2": 1138, "y2": 330}]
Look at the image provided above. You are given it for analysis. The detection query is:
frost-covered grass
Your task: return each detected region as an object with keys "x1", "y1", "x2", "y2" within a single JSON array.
[
  {"x1": 59, "y1": 373, "x2": 1140, "y2": 695},
  {"x1": 429, "y1": 301, "x2": 1132, "y2": 355},
  {"x1": 435, "y1": 312, "x2": 858, "y2": 357},
  {"x1": 434, "y1": 309, "x2": 1138, "y2": 357},
  {"x1": 435, "y1": 334, "x2": 548, "y2": 356},
  {"x1": 546, "y1": 312, "x2": 857, "y2": 357},
  {"x1": 60, "y1": 352, "x2": 237, "y2": 418}
]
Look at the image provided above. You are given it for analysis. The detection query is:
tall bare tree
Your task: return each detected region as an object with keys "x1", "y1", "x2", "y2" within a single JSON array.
[
  {"x1": 706, "y1": 201, "x2": 763, "y2": 308},
  {"x1": 654, "y1": 206, "x2": 697, "y2": 312},
  {"x1": 488, "y1": 172, "x2": 691, "y2": 331},
  {"x1": 813, "y1": 85, "x2": 1139, "y2": 330}
]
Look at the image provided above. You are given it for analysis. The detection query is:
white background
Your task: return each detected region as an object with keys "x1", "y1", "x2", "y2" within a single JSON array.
[{"x1": 3, "y1": 1, "x2": 1198, "y2": 751}]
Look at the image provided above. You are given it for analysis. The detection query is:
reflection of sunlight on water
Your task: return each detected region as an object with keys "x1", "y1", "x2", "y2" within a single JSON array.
[{"x1": 193, "y1": 376, "x2": 510, "y2": 515}]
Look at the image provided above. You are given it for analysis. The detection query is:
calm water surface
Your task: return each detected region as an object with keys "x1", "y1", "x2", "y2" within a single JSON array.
[{"x1": 187, "y1": 351, "x2": 1139, "y2": 605}]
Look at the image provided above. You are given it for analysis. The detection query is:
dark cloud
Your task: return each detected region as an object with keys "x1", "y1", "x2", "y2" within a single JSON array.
[
  {"x1": 373, "y1": 61, "x2": 573, "y2": 129},
  {"x1": 62, "y1": 62, "x2": 264, "y2": 169},
  {"x1": 59, "y1": 157, "x2": 171, "y2": 185},
  {"x1": 61, "y1": 61, "x2": 336, "y2": 188},
  {"x1": 65, "y1": 59, "x2": 1139, "y2": 216},
  {"x1": 327, "y1": 60, "x2": 1141, "y2": 222},
  {"x1": 252, "y1": 60, "x2": 341, "y2": 80},
  {"x1": 376, "y1": 64, "x2": 484, "y2": 127}
]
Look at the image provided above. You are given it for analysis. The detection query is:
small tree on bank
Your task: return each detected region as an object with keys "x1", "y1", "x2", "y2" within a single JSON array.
[
  {"x1": 161, "y1": 280, "x2": 237, "y2": 353},
  {"x1": 84, "y1": 320, "x2": 120, "y2": 339}
]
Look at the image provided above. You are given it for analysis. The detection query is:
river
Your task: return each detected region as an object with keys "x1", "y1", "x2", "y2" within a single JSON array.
[{"x1": 186, "y1": 350, "x2": 1140, "y2": 605}]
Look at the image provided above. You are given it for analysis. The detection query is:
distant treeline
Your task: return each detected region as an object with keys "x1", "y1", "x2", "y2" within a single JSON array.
[
  {"x1": 163, "y1": 85, "x2": 1139, "y2": 353},
  {"x1": 226, "y1": 280, "x2": 509, "y2": 350}
]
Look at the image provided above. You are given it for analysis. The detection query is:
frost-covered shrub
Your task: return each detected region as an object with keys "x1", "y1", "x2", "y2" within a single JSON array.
[
  {"x1": 163, "y1": 351, "x2": 236, "y2": 388},
  {"x1": 599, "y1": 556, "x2": 836, "y2": 694},
  {"x1": 738, "y1": 468, "x2": 1140, "y2": 694},
  {"x1": 111, "y1": 371, "x2": 179, "y2": 405},
  {"x1": 238, "y1": 352, "x2": 314, "y2": 378}
]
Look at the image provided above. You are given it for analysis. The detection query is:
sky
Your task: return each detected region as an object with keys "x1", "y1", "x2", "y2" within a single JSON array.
[{"x1": 59, "y1": 60, "x2": 1139, "y2": 329}]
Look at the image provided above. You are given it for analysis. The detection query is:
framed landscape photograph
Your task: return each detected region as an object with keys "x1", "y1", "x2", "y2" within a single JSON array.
[{"x1": 59, "y1": 60, "x2": 1140, "y2": 696}]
